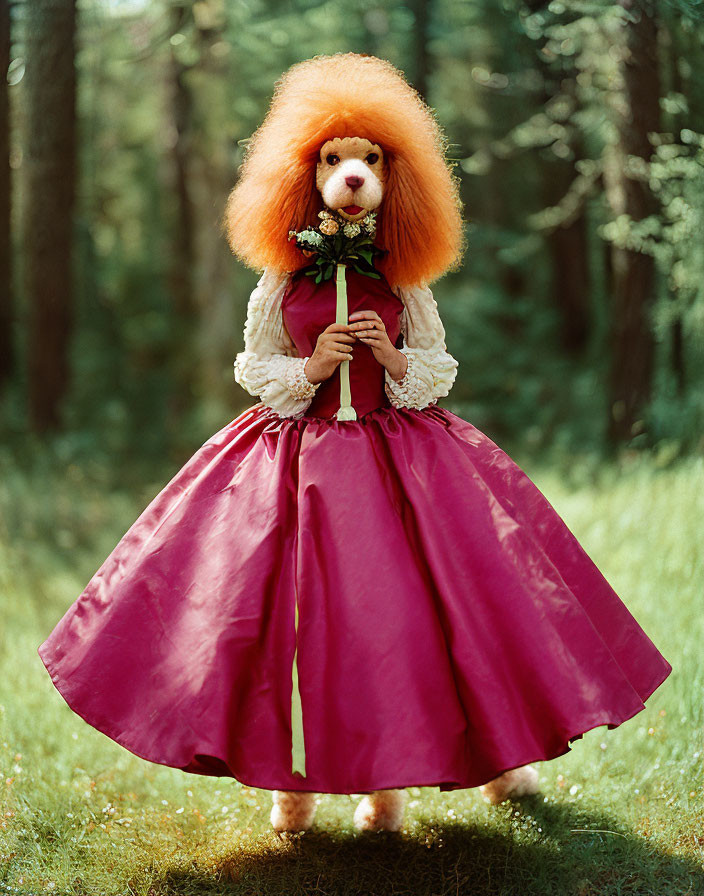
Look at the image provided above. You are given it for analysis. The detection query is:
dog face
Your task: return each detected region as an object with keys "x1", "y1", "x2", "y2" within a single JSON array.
[{"x1": 315, "y1": 137, "x2": 385, "y2": 222}]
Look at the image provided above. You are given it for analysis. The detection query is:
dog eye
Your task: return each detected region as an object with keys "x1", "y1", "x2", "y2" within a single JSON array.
[
  {"x1": 365, "y1": 153, "x2": 379, "y2": 165},
  {"x1": 326, "y1": 153, "x2": 340, "y2": 166}
]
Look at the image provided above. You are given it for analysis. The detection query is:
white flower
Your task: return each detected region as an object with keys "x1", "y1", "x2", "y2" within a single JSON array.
[
  {"x1": 297, "y1": 229, "x2": 324, "y2": 247},
  {"x1": 343, "y1": 222, "x2": 361, "y2": 237}
]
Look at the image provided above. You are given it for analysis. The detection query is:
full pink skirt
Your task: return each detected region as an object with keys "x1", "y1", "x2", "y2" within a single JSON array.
[{"x1": 38, "y1": 403, "x2": 672, "y2": 793}]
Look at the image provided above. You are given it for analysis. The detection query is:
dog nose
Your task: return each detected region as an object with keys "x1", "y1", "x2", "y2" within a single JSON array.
[{"x1": 345, "y1": 175, "x2": 364, "y2": 190}]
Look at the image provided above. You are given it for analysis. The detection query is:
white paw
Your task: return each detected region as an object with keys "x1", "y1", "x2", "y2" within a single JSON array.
[
  {"x1": 270, "y1": 790, "x2": 317, "y2": 832},
  {"x1": 479, "y1": 764, "x2": 540, "y2": 805},
  {"x1": 353, "y1": 789, "x2": 407, "y2": 832}
]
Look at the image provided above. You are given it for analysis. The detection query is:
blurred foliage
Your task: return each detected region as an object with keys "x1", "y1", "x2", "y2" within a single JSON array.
[{"x1": 1, "y1": 0, "x2": 703, "y2": 473}]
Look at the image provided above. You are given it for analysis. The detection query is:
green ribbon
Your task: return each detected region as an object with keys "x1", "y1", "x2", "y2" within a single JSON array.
[
  {"x1": 335, "y1": 263, "x2": 357, "y2": 421},
  {"x1": 289, "y1": 263, "x2": 358, "y2": 778},
  {"x1": 291, "y1": 591, "x2": 306, "y2": 777}
]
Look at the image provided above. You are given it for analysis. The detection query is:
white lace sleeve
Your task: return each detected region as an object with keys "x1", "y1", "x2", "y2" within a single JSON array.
[
  {"x1": 234, "y1": 268, "x2": 320, "y2": 418},
  {"x1": 384, "y1": 284, "x2": 459, "y2": 410}
]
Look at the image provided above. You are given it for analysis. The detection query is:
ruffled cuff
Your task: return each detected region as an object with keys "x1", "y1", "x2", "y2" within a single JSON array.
[
  {"x1": 283, "y1": 356, "x2": 319, "y2": 401},
  {"x1": 384, "y1": 347, "x2": 458, "y2": 410},
  {"x1": 234, "y1": 351, "x2": 320, "y2": 418}
]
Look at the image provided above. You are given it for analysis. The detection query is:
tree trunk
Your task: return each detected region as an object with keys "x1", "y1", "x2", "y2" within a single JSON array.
[
  {"x1": 662, "y1": 21, "x2": 685, "y2": 395},
  {"x1": 410, "y1": 0, "x2": 430, "y2": 101},
  {"x1": 547, "y1": 209, "x2": 591, "y2": 354},
  {"x1": 541, "y1": 129, "x2": 591, "y2": 355},
  {"x1": 524, "y1": 0, "x2": 592, "y2": 354},
  {"x1": 24, "y1": 0, "x2": 77, "y2": 432},
  {"x1": 165, "y1": 1, "x2": 197, "y2": 434},
  {"x1": 0, "y1": 0, "x2": 11, "y2": 388},
  {"x1": 603, "y1": 0, "x2": 660, "y2": 446},
  {"x1": 189, "y1": 3, "x2": 240, "y2": 421}
]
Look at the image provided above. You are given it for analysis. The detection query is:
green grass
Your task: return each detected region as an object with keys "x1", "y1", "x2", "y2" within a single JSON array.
[{"x1": 0, "y1": 443, "x2": 703, "y2": 896}]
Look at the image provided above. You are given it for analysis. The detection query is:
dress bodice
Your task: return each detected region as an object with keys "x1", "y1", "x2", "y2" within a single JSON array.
[{"x1": 282, "y1": 268, "x2": 405, "y2": 419}]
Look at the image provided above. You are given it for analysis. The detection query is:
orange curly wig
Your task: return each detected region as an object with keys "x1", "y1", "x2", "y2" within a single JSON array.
[{"x1": 224, "y1": 53, "x2": 465, "y2": 288}]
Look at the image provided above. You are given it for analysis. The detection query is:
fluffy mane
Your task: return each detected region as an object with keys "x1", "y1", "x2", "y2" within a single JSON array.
[{"x1": 224, "y1": 53, "x2": 465, "y2": 289}]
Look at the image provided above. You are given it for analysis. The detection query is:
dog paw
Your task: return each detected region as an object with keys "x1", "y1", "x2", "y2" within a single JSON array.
[
  {"x1": 270, "y1": 790, "x2": 317, "y2": 832},
  {"x1": 353, "y1": 789, "x2": 407, "y2": 832},
  {"x1": 479, "y1": 765, "x2": 540, "y2": 805}
]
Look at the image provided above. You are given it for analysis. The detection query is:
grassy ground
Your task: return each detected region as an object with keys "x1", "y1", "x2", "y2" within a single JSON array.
[{"x1": 0, "y1": 441, "x2": 702, "y2": 896}]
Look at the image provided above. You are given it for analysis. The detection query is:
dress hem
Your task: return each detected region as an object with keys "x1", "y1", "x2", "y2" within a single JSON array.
[{"x1": 37, "y1": 643, "x2": 672, "y2": 795}]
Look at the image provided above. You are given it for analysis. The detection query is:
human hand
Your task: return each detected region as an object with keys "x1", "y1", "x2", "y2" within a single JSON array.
[
  {"x1": 304, "y1": 323, "x2": 356, "y2": 384},
  {"x1": 348, "y1": 310, "x2": 408, "y2": 382}
]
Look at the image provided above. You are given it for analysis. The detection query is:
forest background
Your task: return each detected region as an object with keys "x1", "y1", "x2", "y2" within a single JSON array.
[
  {"x1": 1, "y1": 3, "x2": 704, "y2": 893},
  {"x1": 2, "y1": 0, "x2": 704, "y2": 475}
]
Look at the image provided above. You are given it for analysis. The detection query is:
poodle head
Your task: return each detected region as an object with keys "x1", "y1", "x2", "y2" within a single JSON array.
[{"x1": 225, "y1": 53, "x2": 464, "y2": 288}]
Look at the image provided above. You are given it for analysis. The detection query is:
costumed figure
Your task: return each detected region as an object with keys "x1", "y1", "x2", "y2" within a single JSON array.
[{"x1": 38, "y1": 53, "x2": 672, "y2": 835}]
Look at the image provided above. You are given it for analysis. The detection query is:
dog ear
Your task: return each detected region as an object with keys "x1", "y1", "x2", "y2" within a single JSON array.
[
  {"x1": 377, "y1": 152, "x2": 463, "y2": 288},
  {"x1": 225, "y1": 155, "x2": 322, "y2": 274}
]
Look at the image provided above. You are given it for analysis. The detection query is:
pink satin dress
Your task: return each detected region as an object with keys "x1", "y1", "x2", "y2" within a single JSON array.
[{"x1": 38, "y1": 269, "x2": 672, "y2": 794}]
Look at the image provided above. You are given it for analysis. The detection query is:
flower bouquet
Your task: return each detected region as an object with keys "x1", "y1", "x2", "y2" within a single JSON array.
[{"x1": 288, "y1": 209, "x2": 386, "y2": 283}]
